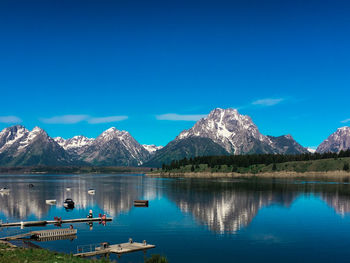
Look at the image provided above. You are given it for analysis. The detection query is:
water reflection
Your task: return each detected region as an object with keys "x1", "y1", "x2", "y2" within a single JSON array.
[
  {"x1": 0, "y1": 175, "x2": 159, "y2": 220},
  {"x1": 1, "y1": 175, "x2": 350, "y2": 236},
  {"x1": 321, "y1": 191, "x2": 350, "y2": 215},
  {"x1": 165, "y1": 179, "x2": 350, "y2": 234}
]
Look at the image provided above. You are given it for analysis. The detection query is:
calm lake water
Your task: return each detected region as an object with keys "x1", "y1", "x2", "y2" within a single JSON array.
[{"x1": 1, "y1": 174, "x2": 350, "y2": 263}]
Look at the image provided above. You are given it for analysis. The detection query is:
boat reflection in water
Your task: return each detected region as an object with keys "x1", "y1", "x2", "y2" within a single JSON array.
[{"x1": 0, "y1": 175, "x2": 157, "y2": 221}]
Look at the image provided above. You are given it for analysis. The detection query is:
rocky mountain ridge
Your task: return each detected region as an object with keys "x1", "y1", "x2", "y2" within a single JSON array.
[{"x1": 1, "y1": 108, "x2": 348, "y2": 167}]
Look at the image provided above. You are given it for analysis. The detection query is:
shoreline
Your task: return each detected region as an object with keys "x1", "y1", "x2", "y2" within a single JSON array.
[
  {"x1": 0, "y1": 166, "x2": 151, "y2": 175},
  {"x1": 146, "y1": 170, "x2": 350, "y2": 181}
]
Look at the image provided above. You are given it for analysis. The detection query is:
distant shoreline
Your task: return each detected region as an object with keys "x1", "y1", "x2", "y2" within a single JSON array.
[
  {"x1": 0, "y1": 166, "x2": 151, "y2": 175},
  {"x1": 146, "y1": 170, "x2": 350, "y2": 181}
]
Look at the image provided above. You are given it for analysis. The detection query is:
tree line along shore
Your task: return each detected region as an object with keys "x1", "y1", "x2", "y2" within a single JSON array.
[
  {"x1": 1, "y1": 151, "x2": 350, "y2": 178},
  {"x1": 148, "y1": 151, "x2": 350, "y2": 180}
]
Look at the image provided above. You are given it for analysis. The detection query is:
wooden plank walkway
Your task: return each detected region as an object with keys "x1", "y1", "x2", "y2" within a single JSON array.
[
  {"x1": 74, "y1": 241, "x2": 155, "y2": 257},
  {"x1": 32, "y1": 228, "x2": 77, "y2": 239},
  {"x1": 0, "y1": 217, "x2": 112, "y2": 228},
  {"x1": 0, "y1": 228, "x2": 77, "y2": 241},
  {"x1": 0, "y1": 232, "x2": 31, "y2": 240}
]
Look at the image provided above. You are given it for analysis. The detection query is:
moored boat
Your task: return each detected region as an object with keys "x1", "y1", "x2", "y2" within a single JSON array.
[
  {"x1": 134, "y1": 200, "x2": 149, "y2": 207},
  {"x1": 0, "y1": 187, "x2": 10, "y2": 193},
  {"x1": 45, "y1": 199, "x2": 57, "y2": 205},
  {"x1": 63, "y1": 198, "x2": 75, "y2": 208}
]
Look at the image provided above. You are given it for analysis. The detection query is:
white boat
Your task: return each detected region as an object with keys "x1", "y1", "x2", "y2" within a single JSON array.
[
  {"x1": 88, "y1": 189, "x2": 95, "y2": 195},
  {"x1": 45, "y1": 199, "x2": 57, "y2": 205},
  {"x1": 66, "y1": 187, "x2": 71, "y2": 191},
  {"x1": 0, "y1": 188, "x2": 10, "y2": 193}
]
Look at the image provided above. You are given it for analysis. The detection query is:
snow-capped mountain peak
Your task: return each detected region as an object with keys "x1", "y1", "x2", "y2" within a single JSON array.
[
  {"x1": 98, "y1": 127, "x2": 129, "y2": 141},
  {"x1": 32, "y1": 126, "x2": 44, "y2": 133},
  {"x1": 174, "y1": 108, "x2": 307, "y2": 156},
  {"x1": 77, "y1": 127, "x2": 151, "y2": 166},
  {"x1": 143, "y1": 144, "x2": 163, "y2": 154},
  {"x1": 177, "y1": 108, "x2": 268, "y2": 154},
  {"x1": 316, "y1": 126, "x2": 350, "y2": 153},
  {"x1": 0, "y1": 125, "x2": 29, "y2": 153}
]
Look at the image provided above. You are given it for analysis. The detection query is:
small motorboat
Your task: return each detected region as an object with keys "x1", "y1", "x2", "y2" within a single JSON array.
[
  {"x1": 64, "y1": 198, "x2": 75, "y2": 208},
  {"x1": 45, "y1": 199, "x2": 57, "y2": 205},
  {"x1": 88, "y1": 189, "x2": 95, "y2": 195},
  {"x1": 66, "y1": 187, "x2": 71, "y2": 191},
  {"x1": 0, "y1": 187, "x2": 10, "y2": 193},
  {"x1": 134, "y1": 200, "x2": 149, "y2": 207},
  {"x1": 28, "y1": 184, "x2": 34, "y2": 188}
]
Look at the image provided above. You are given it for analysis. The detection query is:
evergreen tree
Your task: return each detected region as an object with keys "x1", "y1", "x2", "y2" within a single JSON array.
[
  {"x1": 231, "y1": 164, "x2": 238, "y2": 172},
  {"x1": 272, "y1": 163, "x2": 277, "y2": 171}
]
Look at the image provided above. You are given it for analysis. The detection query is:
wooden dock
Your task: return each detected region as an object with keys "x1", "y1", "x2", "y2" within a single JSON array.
[
  {"x1": 74, "y1": 241, "x2": 155, "y2": 257},
  {"x1": 0, "y1": 228, "x2": 77, "y2": 241},
  {"x1": 0, "y1": 217, "x2": 112, "y2": 228}
]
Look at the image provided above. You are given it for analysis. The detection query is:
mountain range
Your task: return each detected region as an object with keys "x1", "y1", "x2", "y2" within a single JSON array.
[{"x1": 0, "y1": 108, "x2": 349, "y2": 167}]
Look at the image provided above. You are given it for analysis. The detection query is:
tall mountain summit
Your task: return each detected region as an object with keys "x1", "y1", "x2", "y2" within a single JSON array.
[
  {"x1": 145, "y1": 108, "x2": 308, "y2": 166},
  {"x1": 0, "y1": 125, "x2": 72, "y2": 166},
  {"x1": 78, "y1": 127, "x2": 150, "y2": 166},
  {"x1": 177, "y1": 108, "x2": 306, "y2": 155},
  {"x1": 316, "y1": 127, "x2": 350, "y2": 153}
]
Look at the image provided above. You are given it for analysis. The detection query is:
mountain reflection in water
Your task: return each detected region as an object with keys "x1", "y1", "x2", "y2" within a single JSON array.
[
  {"x1": 0, "y1": 175, "x2": 160, "y2": 220},
  {"x1": 164, "y1": 179, "x2": 350, "y2": 233},
  {"x1": 0, "y1": 175, "x2": 350, "y2": 235}
]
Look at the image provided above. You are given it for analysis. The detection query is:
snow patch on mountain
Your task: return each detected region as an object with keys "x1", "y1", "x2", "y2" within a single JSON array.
[
  {"x1": 17, "y1": 127, "x2": 46, "y2": 151},
  {"x1": 143, "y1": 144, "x2": 163, "y2": 154},
  {"x1": 54, "y1": 136, "x2": 94, "y2": 150},
  {"x1": 307, "y1": 147, "x2": 316, "y2": 153}
]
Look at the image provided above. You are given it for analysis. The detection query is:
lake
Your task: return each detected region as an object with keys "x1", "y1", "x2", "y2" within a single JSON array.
[{"x1": 1, "y1": 174, "x2": 350, "y2": 263}]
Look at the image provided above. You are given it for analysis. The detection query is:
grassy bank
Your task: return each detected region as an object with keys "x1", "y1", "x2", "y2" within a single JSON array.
[
  {"x1": 0, "y1": 242, "x2": 168, "y2": 263},
  {"x1": 147, "y1": 157, "x2": 350, "y2": 180},
  {"x1": 0, "y1": 241, "x2": 108, "y2": 263}
]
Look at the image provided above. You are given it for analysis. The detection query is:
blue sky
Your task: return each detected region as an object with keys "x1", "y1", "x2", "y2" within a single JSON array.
[{"x1": 0, "y1": 0, "x2": 349, "y2": 148}]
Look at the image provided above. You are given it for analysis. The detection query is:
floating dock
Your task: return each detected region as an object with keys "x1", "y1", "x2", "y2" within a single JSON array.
[
  {"x1": 0, "y1": 217, "x2": 112, "y2": 228},
  {"x1": 0, "y1": 228, "x2": 77, "y2": 241},
  {"x1": 74, "y1": 240, "x2": 155, "y2": 257}
]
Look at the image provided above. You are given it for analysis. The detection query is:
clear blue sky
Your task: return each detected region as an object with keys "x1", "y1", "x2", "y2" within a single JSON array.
[{"x1": 0, "y1": 0, "x2": 349, "y2": 148}]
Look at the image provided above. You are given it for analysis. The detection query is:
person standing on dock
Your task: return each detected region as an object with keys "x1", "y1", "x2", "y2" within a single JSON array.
[{"x1": 87, "y1": 210, "x2": 93, "y2": 218}]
